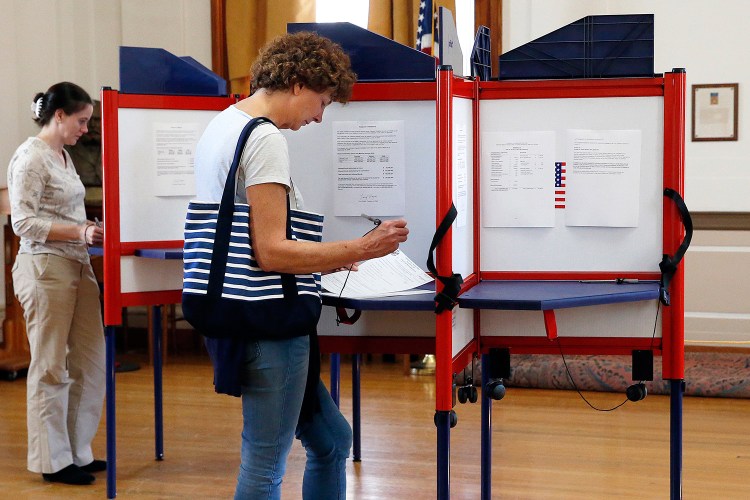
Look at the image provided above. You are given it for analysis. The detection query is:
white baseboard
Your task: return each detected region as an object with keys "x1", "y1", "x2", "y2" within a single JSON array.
[{"x1": 685, "y1": 313, "x2": 750, "y2": 347}]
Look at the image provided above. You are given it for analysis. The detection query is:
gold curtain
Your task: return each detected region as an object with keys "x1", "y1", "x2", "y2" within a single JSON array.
[
  {"x1": 368, "y1": 0, "x2": 455, "y2": 48},
  {"x1": 224, "y1": 0, "x2": 316, "y2": 95}
]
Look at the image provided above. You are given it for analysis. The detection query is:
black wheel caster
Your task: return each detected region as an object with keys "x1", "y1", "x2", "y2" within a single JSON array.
[
  {"x1": 468, "y1": 386, "x2": 478, "y2": 404},
  {"x1": 485, "y1": 379, "x2": 506, "y2": 401},
  {"x1": 457, "y1": 386, "x2": 468, "y2": 404},
  {"x1": 434, "y1": 411, "x2": 459, "y2": 428}
]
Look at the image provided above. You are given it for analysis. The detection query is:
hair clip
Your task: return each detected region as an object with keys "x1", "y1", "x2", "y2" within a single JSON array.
[{"x1": 30, "y1": 96, "x2": 43, "y2": 119}]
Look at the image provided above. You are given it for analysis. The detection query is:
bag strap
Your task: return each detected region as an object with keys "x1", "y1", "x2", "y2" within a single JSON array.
[
  {"x1": 280, "y1": 196, "x2": 299, "y2": 298},
  {"x1": 659, "y1": 188, "x2": 693, "y2": 305},
  {"x1": 207, "y1": 117, "x2": 299, "y2": 299},
  {"x1": 426, "y1": 203, "x2": 464, "y2": 313}
]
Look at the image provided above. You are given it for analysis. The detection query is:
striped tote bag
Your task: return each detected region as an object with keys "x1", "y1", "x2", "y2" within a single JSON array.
[{"x1": 181, "y1": 117, "x2": 324, "y2": 339}]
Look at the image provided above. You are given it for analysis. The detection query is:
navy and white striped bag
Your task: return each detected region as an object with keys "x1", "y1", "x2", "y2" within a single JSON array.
[{"x1": 181, "y1": 117, "x2": 324, "y2": 339}]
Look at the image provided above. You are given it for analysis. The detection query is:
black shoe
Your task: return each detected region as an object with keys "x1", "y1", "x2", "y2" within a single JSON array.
[
  {"x1": 80, "y1": 459, "x2": 107, "y2": 473},
  {"x1": 42, "y1": 464, "x2": 95, "y2": 485}
]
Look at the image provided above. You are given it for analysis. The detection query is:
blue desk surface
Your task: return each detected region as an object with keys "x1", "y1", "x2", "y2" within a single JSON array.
[
  {"x1": 90, "y1": 247, "x2": 184, "y2": 259},
  {"x1": 458, "y1": 280, "x2": 660, "y2": 311},
  {"x1": 101, "y1": 247, "x2": 660, "y2": 313},
  {"x1": 134, "y1": 248, "x2": 184, "y2": 259}
]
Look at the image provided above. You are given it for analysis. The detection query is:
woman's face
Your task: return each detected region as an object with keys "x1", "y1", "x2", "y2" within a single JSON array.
[
  {"x1": 287, "y1": 84, "x2": 333, "y2": 131},
  {"x1": 55, "y1": 104, "x2": 94, "y2": 146}
]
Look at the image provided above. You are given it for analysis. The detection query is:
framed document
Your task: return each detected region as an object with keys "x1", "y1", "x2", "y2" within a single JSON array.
[{"x1": 692, "y1": 83, "x2": 738, "y2": 141}]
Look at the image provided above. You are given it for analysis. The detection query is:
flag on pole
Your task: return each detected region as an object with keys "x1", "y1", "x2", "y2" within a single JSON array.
[{"x1": 416, "y1": 0, "x2": 436, "y2": 55}]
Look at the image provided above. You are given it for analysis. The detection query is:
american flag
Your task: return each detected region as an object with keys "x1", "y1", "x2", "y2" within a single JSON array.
[
  {"x1": 555, "y1": 162, "x2": 566, "y2": 209},
  {"x1": 416, "y1": 0, "x2": 436, "y2": 55}
]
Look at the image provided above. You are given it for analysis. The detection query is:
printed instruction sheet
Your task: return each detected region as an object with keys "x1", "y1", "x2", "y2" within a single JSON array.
[
  {"x1": 333, "y1": 121, "x2": 406, "y2": 217},
  {"x1": 481, "y1": 131, "x2": 556, "y2": 227},
  {"x1": 564, "y1": 129, "x2": 641, "y2": 227}
]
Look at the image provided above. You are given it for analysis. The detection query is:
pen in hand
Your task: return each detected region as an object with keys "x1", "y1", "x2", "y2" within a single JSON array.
[
  {"x1": 89, "y1": 217, "x2": 104, "y2": 247},
  {"x1": 361, "y1": 213, "x2": 381, "y2": 226}
]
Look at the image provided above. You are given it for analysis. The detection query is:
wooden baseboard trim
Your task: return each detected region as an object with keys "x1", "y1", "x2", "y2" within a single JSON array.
[{"x1": 693, "y1": 212, "x2": 750, "y2": 231}]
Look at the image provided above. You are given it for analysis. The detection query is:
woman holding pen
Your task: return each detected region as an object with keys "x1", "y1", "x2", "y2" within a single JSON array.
[
  {"x1": 7, "y1": 81, "x2": 106, "y2": 485},
  {"x1": 194, "y1": 32, "x2": 408, "y2": 499}
]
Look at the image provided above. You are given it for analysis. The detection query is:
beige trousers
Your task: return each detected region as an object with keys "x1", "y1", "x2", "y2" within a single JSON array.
[{"x1": 12, "y1": 253, "x2": 105, "y2": 474}]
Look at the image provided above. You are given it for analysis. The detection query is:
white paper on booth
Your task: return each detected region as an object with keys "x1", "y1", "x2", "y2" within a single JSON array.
[
  {"x1": 454, "y1": 125, "x2": 468, "y2": 228},
  {"x1": 564, "y1": 129, "x2": 641, "y2": 227},
  {"x1": 321, "y1": 249, "x2": 432, "y2": 299},
  {"x1": 153, "y1": 122, "x2": 200, "y2": 196},
  {"x1": 333, "y1": 121, "x2": 406, "y2": 216},
  {"x1": 481, "y1": 131, "x2": 555, "y2": 227}
]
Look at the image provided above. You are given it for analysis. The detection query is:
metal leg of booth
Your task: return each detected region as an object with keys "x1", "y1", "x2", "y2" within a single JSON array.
[
  {"x1": 670, "y1": 379, "x2": 684, "y2": 500},
  {"x1": 352, "y1": 354, "x2": 362, "y2": 462},
  {"x1": 435, "y1": 410, "x2": 451, "y2": 499},
  {"x1": 152, "y1": 306, "x2": 164, "y2": 461},
  {"x1": 481, "y1": 354, "x2": 492, "y2": 500},
  {"x1": 105, "y1": 325, "x2": 117, "y2": 499}
]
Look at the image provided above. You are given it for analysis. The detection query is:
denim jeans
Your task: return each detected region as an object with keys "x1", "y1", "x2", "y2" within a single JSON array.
[{"x1": 235, "y1": 336, "x2": 352, "y2": 500}]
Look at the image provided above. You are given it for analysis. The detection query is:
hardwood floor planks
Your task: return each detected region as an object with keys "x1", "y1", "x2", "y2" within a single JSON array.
[{"x1": 0, "y1": 354, "x2": 748, "y2": 498}]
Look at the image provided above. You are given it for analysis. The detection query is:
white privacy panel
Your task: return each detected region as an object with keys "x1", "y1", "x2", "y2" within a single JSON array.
[
  {"x1": 284, "y1": 100, "x2": 436, "y2": 272},
  {"x1": 479, "y1": 96, "x2": 664, "y2": 272},
  {"x1": 117, "y1": 107, "x2": 220, "y2": 243}
]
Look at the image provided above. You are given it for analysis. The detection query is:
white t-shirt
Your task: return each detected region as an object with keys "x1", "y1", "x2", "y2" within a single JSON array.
[{"x1": 194, "y1": 105, "x2": 303, "y2": 209}]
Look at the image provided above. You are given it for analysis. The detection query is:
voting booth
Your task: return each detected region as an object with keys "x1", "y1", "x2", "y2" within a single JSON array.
[
  {"x1": 99, "y1": 20, "x2": 687, "y2": 500},
  {"x1": 99, "y1": 90, "x2": 239, "y2": 498},
  {"x1": 293, "y1": 68, "x2": 687, "y2": 500}
]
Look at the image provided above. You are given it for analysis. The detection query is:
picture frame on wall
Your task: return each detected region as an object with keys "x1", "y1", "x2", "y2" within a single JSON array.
[{"x1": 692, "y1": 83, "x2": 739, "y2": 141}]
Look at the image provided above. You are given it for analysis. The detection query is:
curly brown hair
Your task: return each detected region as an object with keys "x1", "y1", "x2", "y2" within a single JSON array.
[{"x1": 250, "y1": 32, "x2": 356, "y2": 103}]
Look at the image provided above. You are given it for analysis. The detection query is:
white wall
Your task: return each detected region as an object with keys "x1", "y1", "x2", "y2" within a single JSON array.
[
  {"x1": 503, "y1": 0, "x2": 749, "y2": 212},
  {"x1": 0, "y1": 0, "x2": 211, "y2": 188},
  {"x1": 0, "y1": 0, "x2": 211, "y2": 312},
  {"x1": 685, "y1": 231, "x2": 750, "y2": 346}
]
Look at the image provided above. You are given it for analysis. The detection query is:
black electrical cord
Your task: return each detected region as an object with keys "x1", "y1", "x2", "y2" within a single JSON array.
[{"x1": 556, "y1": 297, "x2": 661, "y2": 411}]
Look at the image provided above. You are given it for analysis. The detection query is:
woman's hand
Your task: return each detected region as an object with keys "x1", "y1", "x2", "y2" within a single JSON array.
[
  {"x1": 360, "y1": 219, "x2": 408, "y2": 260},
  {"x1": 324, "y1": 262, "x2": 359, "y2": 274},
  {"x1": 80, "y1": 223, "x2": 104, "y2": 246}
]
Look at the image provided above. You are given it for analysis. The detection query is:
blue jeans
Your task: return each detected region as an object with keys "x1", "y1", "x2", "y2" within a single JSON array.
[{"x1": 235, "y1": 336, "x2": 352, "y2": 500}]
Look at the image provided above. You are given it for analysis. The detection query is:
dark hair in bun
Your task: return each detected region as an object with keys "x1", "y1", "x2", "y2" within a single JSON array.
[{"x1": 32, "y1": 81, "x2": 93, "y2": 127}]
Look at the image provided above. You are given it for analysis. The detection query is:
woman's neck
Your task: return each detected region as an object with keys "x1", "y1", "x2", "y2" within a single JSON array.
[
  {"x1": 236, "y1": 90, "x2": 289, "y2": 127},
  {"x1": 37, "y1": 128, "x2": 64, "y2": 154}
]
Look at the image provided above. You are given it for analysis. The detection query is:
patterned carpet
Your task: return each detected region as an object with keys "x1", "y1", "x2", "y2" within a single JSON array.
[{"x1": 506, "y1": 351, "x2": 750, "y2": 398}]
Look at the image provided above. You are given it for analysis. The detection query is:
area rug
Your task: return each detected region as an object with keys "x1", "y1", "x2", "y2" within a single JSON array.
[{"x1": 506, "y1": 351, "x2": 750, "y2": 398}]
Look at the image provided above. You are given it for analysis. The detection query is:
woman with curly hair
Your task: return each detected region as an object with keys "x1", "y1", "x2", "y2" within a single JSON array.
[{"x1": 193, "y1": 32, "x2": 409, "y2": 499}]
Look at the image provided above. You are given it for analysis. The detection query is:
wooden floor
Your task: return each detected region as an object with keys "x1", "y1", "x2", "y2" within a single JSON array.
[{"x1": 1, "y1": 354, "x2": 749, "y2": 499}]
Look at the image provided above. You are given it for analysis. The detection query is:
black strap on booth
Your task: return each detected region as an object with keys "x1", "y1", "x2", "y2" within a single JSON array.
[
  {"x1": 335, "y1": 307, "x2": 361, "y2": 325},
  {"x1": 426, "y1": 203, "x2": 464, "y2": 314},
  {"x1": 659, "y1": 188, "x2": 693, "y2": 306}
]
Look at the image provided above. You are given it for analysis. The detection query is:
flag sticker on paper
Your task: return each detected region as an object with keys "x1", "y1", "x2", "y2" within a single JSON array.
[{"x1": 555, "y1": 162, "x2": 566, "y2": 209}]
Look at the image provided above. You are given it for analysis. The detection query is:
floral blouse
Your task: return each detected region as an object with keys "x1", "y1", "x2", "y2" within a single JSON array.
[{"x1": 7, "y1": 137, "x2": 90, "y2": 263}]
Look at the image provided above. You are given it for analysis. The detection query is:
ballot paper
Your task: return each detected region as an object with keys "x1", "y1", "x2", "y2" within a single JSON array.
[{"x1": 321, "y1": 249, "x2": 433, "y2": 299}]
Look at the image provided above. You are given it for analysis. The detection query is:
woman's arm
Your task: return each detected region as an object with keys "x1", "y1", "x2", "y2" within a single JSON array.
[
  {"x1": 10, "y1": 162, "x2": 102, "y2": 245},
  {"x1": 47, "y1": 222, "x2": 103, "y2": 245},
  {"x1": 248, "y1": 182, "x2": 408, "y2": 274}
]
